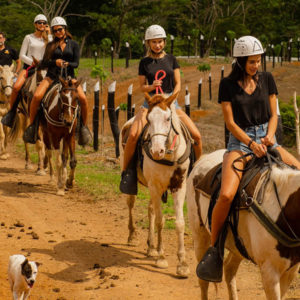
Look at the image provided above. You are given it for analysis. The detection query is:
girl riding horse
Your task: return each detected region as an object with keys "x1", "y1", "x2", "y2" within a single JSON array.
[{"x1": 23, "y1": 16, "x2": 91, "y2": 146}]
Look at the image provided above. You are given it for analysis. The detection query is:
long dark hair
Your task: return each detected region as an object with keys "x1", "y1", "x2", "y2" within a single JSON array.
[
  {"x1": 43, "y1": 28, "x2": 72, "y2": 62},
  {"x1": 228, "y1": 56, "x2": 259, "y2": 86}
]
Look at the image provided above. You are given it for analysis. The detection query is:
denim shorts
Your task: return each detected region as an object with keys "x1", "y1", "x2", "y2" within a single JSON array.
[
  {"x1": 227, "y1": 122, "x2": 279, "y2": 154},
  {"x1": 142, "y1": 92, "x2": 181, "y2": 109}
]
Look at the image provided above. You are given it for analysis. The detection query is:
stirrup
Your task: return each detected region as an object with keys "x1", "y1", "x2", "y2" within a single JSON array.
[
  {"x1": 1, "y1": 110, "x2": 16, "y2": 128},
  {"x1": 196, "y1": 246, "x2": 223, "y2": 282},
  {"x1": 119, "y1": 169, "x2": 137, "y2": 195},
  {"x1": 78, "y1": 125, "x2": 91, "y2": 146}
]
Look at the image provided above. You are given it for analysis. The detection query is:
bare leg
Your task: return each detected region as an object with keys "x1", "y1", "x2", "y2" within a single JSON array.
[
  {"x1": 10, "y1": 70, "x2": 26, "y2": 108},
  {"x1": 122, "y1": 107, "x2": 148, "y2": 171},
  {"x1": 276, "y1": 146, "x2": 300, "y2": 169},
  {"x1": 176, "y1": 109, "x2": 202, "y2": 160},
  {"x1": 77, "y1": 85, "x2": 88, "y2": 125}
]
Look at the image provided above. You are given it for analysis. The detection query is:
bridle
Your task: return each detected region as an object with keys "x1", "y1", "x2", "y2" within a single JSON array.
[
  {"x1": 43, "y1": 85, "x2": 79, "y2": 133},
  {"x1": 0, "y1": 75, "x2": 13, "y2": 91}
]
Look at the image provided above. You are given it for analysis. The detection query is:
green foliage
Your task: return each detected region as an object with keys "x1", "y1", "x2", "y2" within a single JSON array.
[
  {"x1": 273, "y1": 44, "x2": 281, "y2": 57},
  {"x1": 197, "y1": 63, "x2": 211, "y2": 73},
  {"x1": 226, "y1": 30, "x2": 236, "y2": 40},
  {"x1": 279, "y1": 96, "x2": 300, "y2": 147},
  {"x1": 90, "y1": 64, "x2": 109, "y2": 82},
  {"x1": 119, "y1": 103, "x2": 127, "y2": 111}
]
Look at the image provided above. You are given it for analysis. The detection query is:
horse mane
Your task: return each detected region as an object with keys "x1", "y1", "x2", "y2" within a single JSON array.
[{"x1": 147, "y1": 94, "x2": 169, "y2": 112}]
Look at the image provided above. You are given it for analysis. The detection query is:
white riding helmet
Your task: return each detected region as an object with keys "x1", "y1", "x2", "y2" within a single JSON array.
[
  {"x1": 233, "y1": 36, "x2": 264, "y2": 57},
  {"x1": 145, "y1": 25, "x2": 166, "y2": 40},
  {"x1": 34, "y1": 14, "x2": 47, "y2": 23},
  {"x1": 51, "y1": 16, "x2": 67, "y2": 27}
]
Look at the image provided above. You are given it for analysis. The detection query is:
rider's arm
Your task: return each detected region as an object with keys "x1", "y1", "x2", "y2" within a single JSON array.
[
  {"x1": 19, "y1": 35, "x2": 33, "y2": 66},
  {"x1": 173, "y1": 68, "x2": 181, "y2": 95},
  {"x1": 67, "y1": 41, "x2": 79, "y2": 68},
  {"x1": 15, "y1": 58, "x2": 21, "y2": 74},
  {"x1": 139, "y1": 75, "x2": 156, "y2": 93}
]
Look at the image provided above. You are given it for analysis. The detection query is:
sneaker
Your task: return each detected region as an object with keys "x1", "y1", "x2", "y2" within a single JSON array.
[
  {"x1": 119, "y1": 169, "x2": 138, "y2": 195},
  {"x1": 196, "y1": 246, "x2": 223, "y2": 282}
]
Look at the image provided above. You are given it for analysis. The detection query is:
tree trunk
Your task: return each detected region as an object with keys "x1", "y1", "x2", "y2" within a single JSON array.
[{"x1": 293, "y1": 91, "x2": 300, "y2": 156}]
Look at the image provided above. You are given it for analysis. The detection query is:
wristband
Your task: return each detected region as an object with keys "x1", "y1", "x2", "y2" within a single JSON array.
[{"x1": 248, "y1": 139, "x2": 254, "y2": 148}]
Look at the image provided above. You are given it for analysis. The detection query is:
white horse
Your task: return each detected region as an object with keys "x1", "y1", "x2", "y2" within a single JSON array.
[
  {"x1": 0, "y1": 64, "x2": 14, "y2": 159},
  {"x1": 119, "y1": 93, "x2": 191, "y2": 277},
  {"x1": 186, "y1": 149, "x2": 300, "y2": 300}
]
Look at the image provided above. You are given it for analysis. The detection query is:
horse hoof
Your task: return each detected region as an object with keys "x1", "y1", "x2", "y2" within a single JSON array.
[
  {"x1": 36, "y1": 169, "x2": 47, "y2": 176},
  {"x1": 25, "y1": 164, "x2": 34, "y2": 170},
  {"x1": 0, "y1": 154, "x2": 9, "y2": 160},
  {"x1": 57, "y1": 189, "x2": 65, "y2": 196},
  {"x1": 156, "y1": 257, "x2": 168, "y2": 269},
  {"x1": 66, "y1": 180, "x2": 73, "y2": 189},
  {"x1": 147, "y1": 248, "x2": 159, "y2": 257},
  {"x1": 176, "y1": 262, "x2": 190, "y2": 278},
  {"x1": 127, "y1": 232, "x2": 138, "y2": 246}
]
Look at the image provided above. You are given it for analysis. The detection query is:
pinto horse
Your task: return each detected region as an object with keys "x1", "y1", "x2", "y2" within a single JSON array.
[
  {"x1": 186, "y1": 149, "x2": 300, "y2": 300},
  {"x1": 119, "y1": 92, "x2": 191, "y2": 277},
  {"x1": 0, "y1": 64, "x2": 14, "y2": 159},
  {"x1": 41, "y1": 77, "x2": 80, "y2": 196},
  {"x1": 9, "y1": 61, "x2": 47, "y2": 172}
]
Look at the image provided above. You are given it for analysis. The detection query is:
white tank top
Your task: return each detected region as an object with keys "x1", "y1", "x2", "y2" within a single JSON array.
[{"x1": 19, "y1": 33, "x2": 52, "y2": 65}]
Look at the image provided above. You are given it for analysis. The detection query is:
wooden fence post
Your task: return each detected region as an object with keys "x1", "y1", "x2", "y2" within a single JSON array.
[
  {"x1": 293, "y1": 92, "x2": 300, "y2": 156},
  {"x1": 185, "y1": 92, "x2": 190, "y2": 116},
  {"x1": 127, "y1": 84, "x2": 133, "y2": 120},
  {"x1": 93, "y1": 81, "x2": 100, "y2": 151},
  {"x1": 209, "y1": 72, "x2": 212, "y2": 100},
  {"x1": 131, "y1": 104, "x2": 135, "y2": 117},
  {"x1": 198, "y1": 78, "x2": 202, "y2": 108},
  {"x1": 107, "y1": 81, "x2": 120, "y2": 157},
  {"x1": 275, "y1": 98, "x2": 284, "y2": 145}
]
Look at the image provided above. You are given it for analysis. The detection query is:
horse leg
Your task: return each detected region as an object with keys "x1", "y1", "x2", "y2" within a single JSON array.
[
  {"x1": 280, "y1": 264, "x2": 299, "y2": 298},
  {"x1": 3, "y1": 124, "x2": 9, "y2": 158},
  {"x1": 66, "y1": 136, "x2": 76, "y2": 189},
  {"x1": 147, "y1": 191, "x2": 159, "y2": 258},
  {"x1": 260, "y1": 262, "x2": 281, "y2": 300},
  {"x1": 35, "y1": 139, "x2": 46, "y2": 175},
  {"x1": 61, "y1": 143, "x2": 68, "y2": 192},
  {"x1": 172, "y1": 183, "x2": 190, "y2": 277},
  {"x1": 224, "y1": 252, "x2": 242, "y2": 300},
  {"x1": 149, "y1": 186, "x2": 168, "y2": 268},
  {"x1": 46, "y1": 149, "x2": 54, "y2": 183},
  {"x1": 54, "y1": 149, "x2": 65, "y2": 195},
  {"x1": 127, "y1": 194, "x2": 138, "y2": 245},
  {"x1": 0, "y1": 122, "x2": 6, "y2": 159}
]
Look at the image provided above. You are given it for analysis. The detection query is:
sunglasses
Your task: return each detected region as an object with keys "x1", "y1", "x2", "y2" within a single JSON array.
[
  {"x1": 36, "y1": 21, "x2": 47, "y2": 25},
  {"x1": 53, "y1": 27, "x2": 64, "y2": 33}
]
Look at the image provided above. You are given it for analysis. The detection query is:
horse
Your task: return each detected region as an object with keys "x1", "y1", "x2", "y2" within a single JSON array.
[
  {"x1": 186, "y1": 149, "x2": 300, "y2": 300},
  {"x1": 0, "y1": 64, "x2": 14, "y2": 159},
  {"x1": 40, "y1": 77, "x2": 81, "y2": 196},
  {"x1": 9, "y1": 60, "x2": 47, "y2": 172},
  {"x1": 119, "y1": 92, "x2": 191, "y2": 277}
]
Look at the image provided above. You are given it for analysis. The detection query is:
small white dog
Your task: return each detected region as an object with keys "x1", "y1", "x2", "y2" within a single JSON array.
[{"x1": 8, "y1": 254, "x2": 39, "y2": 300}]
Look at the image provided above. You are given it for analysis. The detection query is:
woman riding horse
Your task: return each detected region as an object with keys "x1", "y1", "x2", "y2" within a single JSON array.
[
  {"x1": 120, "y1": 24, "x2": 202, "y2": 195},
  {"x1": 23, "y1": 16, "x2": 91, "y2": 146},
  {"x1": 196, "y1": 36, "x2": 300, "y2": 282},
  {"x1": 2, "y1": 14, "x2": 52, "y2": 128}
]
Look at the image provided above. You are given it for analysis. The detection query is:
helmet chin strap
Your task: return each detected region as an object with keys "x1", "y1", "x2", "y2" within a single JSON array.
[{"x1": 151, "y1": 49, "x2": 163, "y2": 56}]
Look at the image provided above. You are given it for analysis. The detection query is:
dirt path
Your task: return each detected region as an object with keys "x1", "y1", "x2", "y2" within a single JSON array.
[{"x1": 0, "y1": 150, "x2": 299, "y2": 300}]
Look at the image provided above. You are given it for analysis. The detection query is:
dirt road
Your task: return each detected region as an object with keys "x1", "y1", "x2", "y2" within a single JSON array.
[{"x1": 0, "y1": 151, "x2": 299, "y2": 300}]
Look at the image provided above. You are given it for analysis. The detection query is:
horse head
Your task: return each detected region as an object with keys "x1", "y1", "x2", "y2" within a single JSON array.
[
  {"x1": 0, "y1": 64, "x2": 14, "y2": 98},
  {"x1": 58, "y1": 77, "x2": 81, "y2": 127},
  {"x1": 144, "y1": 92, "x2": 179, "y2": 160}
]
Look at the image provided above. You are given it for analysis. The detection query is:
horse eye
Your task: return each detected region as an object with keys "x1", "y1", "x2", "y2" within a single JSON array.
[{"x1": 166, "y1": 117, "x2": 170, "y2": 122}]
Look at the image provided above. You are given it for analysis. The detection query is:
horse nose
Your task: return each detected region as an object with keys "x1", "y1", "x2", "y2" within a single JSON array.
[{"x1": 150, "y1": 147, "x2": 165, "y2": 160}]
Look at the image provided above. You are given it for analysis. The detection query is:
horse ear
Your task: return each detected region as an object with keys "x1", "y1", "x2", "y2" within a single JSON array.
[
  {"x1": 10, "y1": 64, "x2": 14, "y2": 72},
  {"x1": 74, "y1": 78, "x2": 82, "y2": 88},
  {"x1": 165, "y1": 92, "x2": 179, "y2": 107},
  {"x1": 0, "y1": 65, "x2": 3, "y2": 73},
  {"x1": 59, "y1": 76, "x2": 67, "y2": 86},
  {"x1": 32, "y1": 56, "x2": 39, "y2": 66}
]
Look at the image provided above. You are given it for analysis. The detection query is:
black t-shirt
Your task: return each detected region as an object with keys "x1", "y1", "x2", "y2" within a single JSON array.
[
  {"x1": 138, "y1": 54, "x2": 180, "y2": 94},
  {"x1": 0, "y1": 45, "x2": 18, "y2": 66},
  {"x1": 218, "y1": 72, "x2": 278, "y2": 128},
  {"x1": 42, "y1": 38, "x2": 79, "y2": 80}
]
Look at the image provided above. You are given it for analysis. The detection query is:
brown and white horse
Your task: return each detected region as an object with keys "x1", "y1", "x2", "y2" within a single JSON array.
[
  {"x1": 9, "y1": 62, "x2": 47, "y2": 172},
  {"x1": 41, "y1": 77, "x2": 80, "y2": 196},
  {"x1": 0, "y1": 64, "x2": 14, "y2": 159},
  {"x1": 119, "y1": 93, "x2": 191, "y2": 277},
  {"x1": 186, "y1": 149, "x2": 300, "y2": 300}
]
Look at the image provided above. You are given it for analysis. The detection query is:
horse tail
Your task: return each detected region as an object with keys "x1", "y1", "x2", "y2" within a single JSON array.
[{"x1": 8, "y1": 113, "x2": 22, "y2": 143}]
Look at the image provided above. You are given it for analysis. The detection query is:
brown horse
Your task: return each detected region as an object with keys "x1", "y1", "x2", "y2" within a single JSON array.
[
  {"x1": 9, "y1": 61, "x2": 47, "y2": 172},
  {"x1": 41, "y1": 77, "x2": 81, "y2": 195}
]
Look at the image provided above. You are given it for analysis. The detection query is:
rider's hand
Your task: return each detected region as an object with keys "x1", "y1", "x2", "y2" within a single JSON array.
[
  {"x1": 250, "y1": 141, "x2": 267, "y2": 158},
  {"x1": 62, "y1": 61, "x2": 69, "y2": 67},
  {"x1": 45, "y1": 25, "x2": 50, "y2": 35},
  {"x1": 56, "y1": 59, "x2": 65, "y2": 67},
  {"x1": 261, "y1": 135, "x2": 275, "y2": 146},
  {"x1": 152, "y1": 80, "x2": 162, "y2": 89}
]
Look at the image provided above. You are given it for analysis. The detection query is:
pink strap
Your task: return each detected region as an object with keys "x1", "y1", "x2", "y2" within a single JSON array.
[{"x1": 154, "y1": 70, "x2": 166, "y2": 94}]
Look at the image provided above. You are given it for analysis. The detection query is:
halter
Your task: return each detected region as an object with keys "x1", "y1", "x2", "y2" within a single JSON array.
[{"x1": 0, "y1": 76, "x2": 13, "y2": 91}]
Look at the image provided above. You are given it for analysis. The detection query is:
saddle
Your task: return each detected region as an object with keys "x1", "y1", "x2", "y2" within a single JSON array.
[{"x1": 193, "y1": 148, "x2": 291, "y2": 260}]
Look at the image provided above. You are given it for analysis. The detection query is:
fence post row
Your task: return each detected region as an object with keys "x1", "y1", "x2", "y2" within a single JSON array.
[
  {"x1": 93, "y1": 81, "x2": 100, "y2": 151},
  {"x1": 198, "y1": 78, "x2": 202, "y2": 109},
  {"x1": 107, "y1": 81, "x2": 120, "y2": 157},
  {"x1": 125, "y1": 42, "x2": 130, "y2": 68},
  {"x1": 127, "y1": 84, "x2": 133, "y2": 120},
  {"x1": 185, "y1": 92, "x2": 190, "y2": 116},
  {"x1": 131, "y1": 104, "x2": 135, "y2": 117},
  {"x1": 209, "y1": 72, "x2": 212, "y2": 100},
  {"x1": 111, "y1": 46, "x2": 114, "y2": 73}
]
